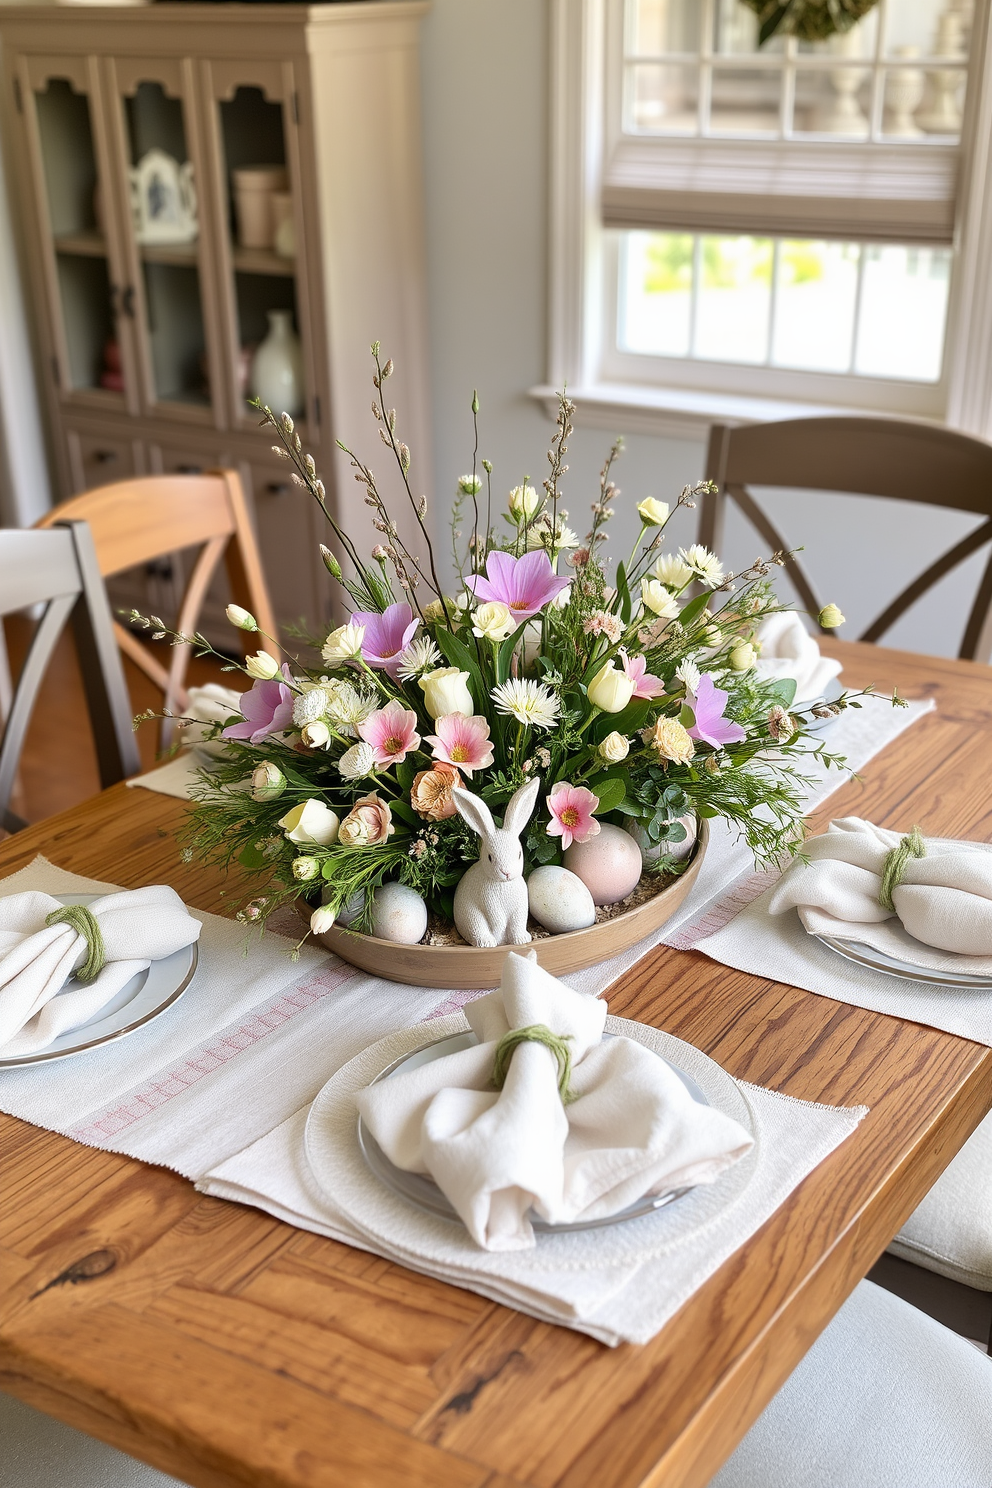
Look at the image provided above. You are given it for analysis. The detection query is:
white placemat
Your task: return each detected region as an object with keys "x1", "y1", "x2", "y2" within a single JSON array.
[
  {"x1": 200, "y1": 1013, "x2": 866, "y2": 1346},
  {"x1": 686, "y1": 871, "x2": 992, "y2": 1048},
  {"x1": 126, "y1": 754, "x2": 205, "y2": 800}
]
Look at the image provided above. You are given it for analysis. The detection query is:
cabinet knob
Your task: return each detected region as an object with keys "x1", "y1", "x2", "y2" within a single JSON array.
[
  {"x1": 175, "y1": 463, "x2": 203, "y2": 474},
  {"x1": 265, "y1": 481, "x2": 291, "y2": 496},
  {"x1": 92, "y1": 449, "x2": 118, "y2": 464}
]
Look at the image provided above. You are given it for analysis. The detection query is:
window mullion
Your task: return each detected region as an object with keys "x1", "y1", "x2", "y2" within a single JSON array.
[
  {"x1": 698, "y1": 0, "x2": 714, "y2": 137},
  {"x1": 781, "y1": 36, "x2": 797, "y2": 140},
  {"x1": 848, "y1": 245, "x2": 867, "y2": 375},
  {"x1": 688, "y1": 235, "x2": 703, "y2": 358},
  {"x1": 766, "y1": 239, "x2": 781, "y2": 367}
]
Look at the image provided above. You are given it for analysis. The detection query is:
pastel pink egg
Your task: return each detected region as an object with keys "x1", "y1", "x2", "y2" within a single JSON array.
[{"x1": 563, "y1": 823, "x2": 643, "y2": 906}]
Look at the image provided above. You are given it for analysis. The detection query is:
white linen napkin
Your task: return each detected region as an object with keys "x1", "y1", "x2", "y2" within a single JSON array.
[
  {"x1": 768, "y1": 817, "x2": 992, "y2": 974},
  {"x1": 181, "y1": 683, "x2": 243, "y2": 761},
  {"x1": 0, "y1": 886, "x2": 201, "y2": 1056},
  {"x1": 755, "y1": 612, "x2": 842, "y2": 706},
  {"x1": 357, "y1": 952, "x2": 754, "y2": 1251}
]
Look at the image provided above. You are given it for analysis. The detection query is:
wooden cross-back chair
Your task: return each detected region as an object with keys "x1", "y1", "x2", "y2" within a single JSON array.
[
  {"x1": 0, "y1": 524, "x2": 140, "y2": 834},
  {"x1": 36, "y1": 470, "x2": 277, "y2": 745},
  {"x1": 702, "y1": 417, "x2": 992, "y2": 662}
]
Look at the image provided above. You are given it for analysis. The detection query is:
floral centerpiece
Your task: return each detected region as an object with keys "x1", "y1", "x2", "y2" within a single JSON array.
[{"x1": 143, "y1": 347, "x2": 897, "y2": 963}]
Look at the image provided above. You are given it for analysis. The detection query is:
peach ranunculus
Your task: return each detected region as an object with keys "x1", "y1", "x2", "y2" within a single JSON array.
[
  {"x1": 338, "y1": 793, "x2": 394, "y2": 848},
  {"x1": 644, "y1": 716, "x2": 695, "y2": 765},
  {"x1": 410, "y1": 762, "x2": 463, "y2": 821}
]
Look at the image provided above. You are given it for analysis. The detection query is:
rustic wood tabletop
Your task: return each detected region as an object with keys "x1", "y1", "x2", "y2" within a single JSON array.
[{"x1": 1, "y1": 639, "x2": 991, "y2": 1488}]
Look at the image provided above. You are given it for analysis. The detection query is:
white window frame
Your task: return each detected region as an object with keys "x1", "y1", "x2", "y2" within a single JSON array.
[{"x1": 535, "y1": 0, "x2": 992, "y2": 440}]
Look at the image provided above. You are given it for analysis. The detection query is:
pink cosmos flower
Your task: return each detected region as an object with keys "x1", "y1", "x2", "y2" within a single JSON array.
[
  {"x1": 222, "y1": 664, "x2": 294, "y2": 744},
  {"x1": 464, "y1": 550, "x2": 570, "y2": 623},
  {"x1": 686, "y1": 673, "x2": 747, "y2": 748},
  {"x1": 425, "y1": 714, "x2": 494, "y2": 778},
  {"x1": 358, "y1": 699, "x2": 421, "y2": 766},
  {"x1": 546, "y1": 782, "x2": 601, "y2": 851},
  {"x1": 620, "y1": 650, "x2": 665, "y2": 700},
  {"x1": 350, "y1": 602, "x2": 419, "y2": 679}
]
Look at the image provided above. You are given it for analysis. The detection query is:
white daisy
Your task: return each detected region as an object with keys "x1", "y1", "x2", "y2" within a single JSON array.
[
  {"x1": 653, "y1": 552, "x2": 693, "y2": 589},
  {"x1": 675, "y1": 656, "x2": 701, "y2": 693},
  {"x1": 338, "y1": 740, "x2": 376, "y2": 779},
  {"x1": 291, "y1": 687, "x2": 331, "y2": 728},
  {"x1": 525, "y1": 518, "x2": 581, "y2": 553},
  {"x1": 491, "y1": 678, "x2": 561, "y2": 731},
  {"x1": 396, "y1": 635, "x2": 442, "y2": 681},
  {"x1": 678, "y1": 544, "x2": 725, "y2": 589}
]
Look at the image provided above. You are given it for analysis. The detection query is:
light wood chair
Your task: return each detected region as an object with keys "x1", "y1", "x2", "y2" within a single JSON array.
[
  {"x1": 36, "y1": 471, "x2": 277, "y2": 745},
  {"x1": 702, "y1": 416, "x2": 992, "y2": 662},
  {"x1": 0, "y1": 524, "x2": 140, "y2": 833}
]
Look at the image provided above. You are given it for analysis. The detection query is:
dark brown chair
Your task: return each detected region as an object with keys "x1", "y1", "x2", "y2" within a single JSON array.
[{"x1": 702, "y1": 417, "x2": 992, "y2": 662}]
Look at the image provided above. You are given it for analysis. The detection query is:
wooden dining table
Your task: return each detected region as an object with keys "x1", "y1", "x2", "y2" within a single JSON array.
[{"x1": 1, "y1": 637, "x2": 991, "y2": 1488}]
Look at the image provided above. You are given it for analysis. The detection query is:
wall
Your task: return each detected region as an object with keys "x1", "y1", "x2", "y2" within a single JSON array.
[{"x1": 418, "y1": 0, "x2": 987, "y2": 659}]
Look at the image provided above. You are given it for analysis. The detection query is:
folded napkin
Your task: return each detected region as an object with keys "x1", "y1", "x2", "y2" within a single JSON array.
[
  {"x1": 769, "y1": 817, "x2": 992, "y2": 975},
  {"x1": 182, "y1": 684, "x2": 244, "y2": 762},
  {"x1": 755, "y1": 612, "x2": 842, "y2": 707},
  {"x1": 0, "y1": 886, "x2": 201, "y2": 1056},
  {"x1": 357, "y1": 952, "x2": 753, "y2": 1251}
]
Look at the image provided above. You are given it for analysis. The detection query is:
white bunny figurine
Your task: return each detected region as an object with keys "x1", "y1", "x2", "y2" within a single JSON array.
[{"x1": 451, "y1": 777, "x2": 541, "y2": 947}]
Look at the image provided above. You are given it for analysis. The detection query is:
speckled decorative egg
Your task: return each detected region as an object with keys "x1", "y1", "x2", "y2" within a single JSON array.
[
  {"x1": 527, "y1": 866, "x2": 597, "y2": 934},
  {"x1": 563, "y1": 824, "x2": 643, "y2": 906},
  {"x1": 625, "y1": 813, "x2": 698, "y2": 868},
  {"x1": 369, "y1": 883, "x2": 428, "y2": 944}
]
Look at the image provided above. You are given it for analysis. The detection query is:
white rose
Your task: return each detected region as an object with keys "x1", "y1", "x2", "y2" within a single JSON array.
[
  {"x1": 321, "y1": 622, "x2": 365, "y2": 665},
  {"x1": 300, "y1": 720, "x2": 331, "y2": 749},
  {"x1": 598, "y1": 731, "x2": 630, "y2": 764},
  {"x1": 641, "y1": 579, "x2": 681, "y2": 620},
  {"x1": 729, "y1": 642, "x2": 756, "y2": 672},
  {"x1": 636, "y1": 497, "x2": 670, "y2": 527},
  {"x1": 226, "y1": 604, "x2": 257, "y2": 631},
  {"x1": 310, "y1": 905, "x2": 336, "y2": 935},
  {"x1": 245, "y1": 651, "x2": 281, "y2": 681},
  {"x1": 419, "y1": 666, "x2": 474, "y2": 719},
  {"x1": 278, "y1": 799, "x2": 340, "y2": 846},
  {"x1": 251, "y1": 762, "x2": 286, "y2": 802},
  {"x1": 292, "y1": 856, "x2": 319, "y2": 882},
  {"x1": 587, "y1": 662, "x2": 635, "y2": 714},
  {"x1": 471, "y1": 601, "x2": 515, "y2": 643},
  {"x1": 338, "y1": 741, "x2": 375, "y2": 780}
]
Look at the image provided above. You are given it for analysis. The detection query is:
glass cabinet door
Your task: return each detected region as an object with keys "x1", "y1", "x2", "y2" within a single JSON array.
[
  {"x1": 23, "y1": 56, "x2": 137, "y2": 411},
  {"x1": 203, "y1": 60, "x2": 317, "y2": 438},
  {"x1": 106, "y1": 57, "x2": 220, "y2": 421}
]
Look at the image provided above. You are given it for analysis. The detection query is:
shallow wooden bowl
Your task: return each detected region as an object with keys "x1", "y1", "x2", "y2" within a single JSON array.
[{"x1": 303, "y1": 821, "x2": 708, "y2": 989}]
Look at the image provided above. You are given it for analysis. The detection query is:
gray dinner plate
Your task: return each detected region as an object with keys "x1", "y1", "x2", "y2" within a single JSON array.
[
  {"x1": 814, "y1": 932, "x2": 992, "y2": 989},
  {"x1": 0, "y1": 892, "x2": 198, "y2": 1068},
  {"x1": 356, "y1": 1030, "x2": 709, "y2": 1234}
]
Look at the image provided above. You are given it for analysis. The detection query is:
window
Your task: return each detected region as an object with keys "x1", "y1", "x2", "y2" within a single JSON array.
[{"x1": 543, "y1": 0, "x2": 992, "y2": 436}]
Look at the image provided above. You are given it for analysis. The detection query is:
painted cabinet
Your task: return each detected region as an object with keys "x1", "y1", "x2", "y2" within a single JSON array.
[{"x1": 0, "y1": 2, "x2": 431, "y2": 637}]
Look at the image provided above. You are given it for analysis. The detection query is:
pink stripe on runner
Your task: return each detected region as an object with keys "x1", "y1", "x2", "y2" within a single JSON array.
[
  {"x1": 68, "y1": 959, "x2": 359, "y2": 1144},
  {"x1": 664, "y1": 869, "x2": 779, "y2": 951},
  {"x1": 422, "y1": 987, "x2": 488, "y2": 1020}
]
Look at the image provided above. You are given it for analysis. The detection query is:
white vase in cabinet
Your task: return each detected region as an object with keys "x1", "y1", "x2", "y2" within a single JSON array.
[{"x1": 251, "y1": 311, "x2": 304, "y2": 418}]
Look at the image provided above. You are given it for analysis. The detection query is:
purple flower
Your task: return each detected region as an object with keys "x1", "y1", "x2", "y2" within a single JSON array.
[
  {"x1": 686, "y1": 673, "x2": 747, "y2": 749},
  {"x1": 464, "y1": 550, "x2": 570, "y2": 624},
  {"x1": 222, "y1": 665, "x2": 295, "y2": 744},
  {"x1": 351, "y1": 602, "x2": 419, "y2": 679}
]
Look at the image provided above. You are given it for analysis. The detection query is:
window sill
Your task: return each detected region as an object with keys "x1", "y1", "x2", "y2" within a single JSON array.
[{"x1": 527, "y1": 381, "x2": 937, "y2": 441}]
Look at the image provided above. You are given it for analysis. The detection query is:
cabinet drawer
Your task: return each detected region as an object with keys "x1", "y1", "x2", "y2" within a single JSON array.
[{"x1": 66, "y1": 428, "x2": 142, "y2": 494}]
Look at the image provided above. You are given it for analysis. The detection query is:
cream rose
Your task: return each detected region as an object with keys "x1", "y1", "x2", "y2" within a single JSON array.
[
  {"x1": 636, "y1": 497, "x2": 670, "y2": 527},
  {"x1": 419, "y1": 666, "x2": 474, "y2": 719},
  {"x1": 471, "y1": 601, "x2": 515, "y2": 643},
  {"x1": 587, "y1": 661, "x2": 636, "y2": 714},
  {"x1": 278, "y1": 799, "x2": 340, "y2": 846},
  {"x1": 251, "y1": 762, "x2": 286, "y2": 802},
  {"x1": 598, "y1": 731, "x2": 630, "y2": 764},
  {"x1": 338, "y1": 793, "x2": 394, "y2": 848},
  {"x1": 244, "y1": 651, "x2": 281, "y2": 681},
  {"x1": 321, "y1": 622, "x2": 365, "y2": 666},
  {"x1": 645, "y1": 717, "x2": 695, "y2": 765}
]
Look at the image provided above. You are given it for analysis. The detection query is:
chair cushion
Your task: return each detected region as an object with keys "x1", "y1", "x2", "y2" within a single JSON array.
[
  {"x1": 709, "y1": 1280, "x2": 992, "y2": 1488},
  {"x1": 0, "y1": 1392, "x2": 184, "y2": 1488},
  {"x1": 889, "y1": 1110, "x2": 992, "y2": 1289}
]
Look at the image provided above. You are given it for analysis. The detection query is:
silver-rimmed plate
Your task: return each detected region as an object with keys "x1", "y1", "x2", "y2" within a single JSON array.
[
  {"x1": 355, "y1": 1030, "x2": 709, "y2": 1234},
  {"x1": 814, "y1": 932, "x2": 992, "y2": 989},
  {"x1": 0, "y1": 892, "x2": 198, "y2": 1068}
]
